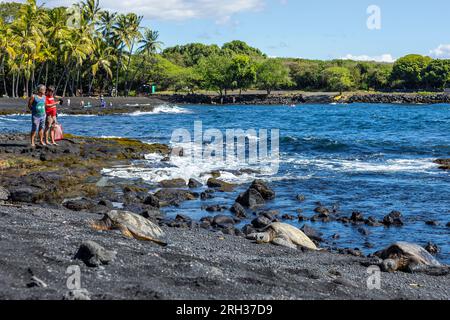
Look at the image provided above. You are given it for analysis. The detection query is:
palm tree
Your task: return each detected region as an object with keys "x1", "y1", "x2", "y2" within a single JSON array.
[
  {"x1": 112, "y1": 13, "x2": 143, "y2": 96},
  {"x1": 127, "y1": 28, "x2": 163, "y2": 93},
  {"x1": 0, "y1": 17, "x2": 16, "y2": 96},
  {"x1": 10, "y1": 0, "x2": 46, "y2": 96},
  {"x1": 88, "y1": 38, "x2": 115, "y2": 95},
  {"x1": 98, "y1": 10, "x2": 117, "y2": 40}
]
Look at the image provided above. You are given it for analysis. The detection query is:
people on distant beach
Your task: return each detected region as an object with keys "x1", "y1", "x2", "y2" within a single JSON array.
[
  {"x1": 27, "y1": 84, "x2": 47, "y2": 147},
  {"x1": 44, "y1": 86, "x2": 59, "y2": 146},
  {"x1": 80, "y1": 100, "x2": 85, "y2": 108},
  {"x1": 100, "y1": 95, "x2": 106, "y2": 108},
  {"x1": 67, "y1": 98, "x2": 71, "y2": 107}
]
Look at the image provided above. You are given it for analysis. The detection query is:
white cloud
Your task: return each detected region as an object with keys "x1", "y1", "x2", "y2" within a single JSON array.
[
  {"x1": 34, "y1": 0, "x2": 264, "y2": 21},
  {"x1": 341, "y1": 54, "x2": 396, "y2": 63},
  {"x1": 429, "y1": 44, "x2": 450, "y2": 59}
]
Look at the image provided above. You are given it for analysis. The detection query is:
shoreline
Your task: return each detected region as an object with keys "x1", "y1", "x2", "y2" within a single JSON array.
[
  {"x1": 0, "y1": 133, "x2": 449, "y2": 300},
  {"x1": 1, "y1": 93, "x2": 450, "y2": 116}
]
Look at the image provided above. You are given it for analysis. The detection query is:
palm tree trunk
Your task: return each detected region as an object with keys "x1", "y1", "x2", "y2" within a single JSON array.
[
  {"x1": 0, "y1": 58, "x2": 7, "y2": 97},
  {"x1": 115, "y1": 49, "x2": 122, "y2": 97},
  {"x1": 124, "y1": 42, "x2": 135, "y2": 96},
  {"x1": 44, "y1": 63, "x2": 48, "y2": 86},
  {"x1": 11, "y1": 74, "x2": 15, "y2": 98}
]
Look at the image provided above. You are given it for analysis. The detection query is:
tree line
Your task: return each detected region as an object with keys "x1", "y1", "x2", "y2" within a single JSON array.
[{"x1": 1, "y1": 0, "x2": 450, "y2": 98}]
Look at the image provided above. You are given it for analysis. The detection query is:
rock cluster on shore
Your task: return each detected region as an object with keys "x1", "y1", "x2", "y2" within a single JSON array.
[{"x1": 153, "y1": 93, "x2": 450, "y2": 106}]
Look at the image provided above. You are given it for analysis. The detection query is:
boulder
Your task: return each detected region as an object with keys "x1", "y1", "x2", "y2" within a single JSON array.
[
  {"x1": 143, "y1": 194, "x2": 160, "y2": 208},
  {"x1": 230, "y1": 202, "x2": 247, "y2": 219},
  {"x1": 382, "y1": 211, "x2": 404, "y2": 227},
  {"x1": 251, "y1": 215, "x2": 272, "y2": 229},
  {"x1": 365, "y1": 216, "x2": 383, "y2": 227},
  {"x1": 212, "y1": 215, "x2": 236, "y2": 228},
  {"x1": 9, "y1": 187, "x2": 35, "y2": 203},
  {"x1": 200, "y1": 191, "x2": 215, "y2": 200},
  {"x1": 98, "y1": 199, "x2": 113, "y2": 208},
  {"x1": 434, "y1": 159, "x2": 450, "y2": 170},
  {"x1": 188, "y1": 178, "x2": 203, "y2": 189},
  {"x1": 207, "y1": 178, "x2": 235, "y2": 192},
  {"x1": 250, "y1": 180, "x2": 275, "y2": 200},
  {"x1": 205, "y1": 205, "x2": 227, "y2": 212},
  {"x1": 154, "y1": 189, "x2": 198, "y2": 207},
  {"x1": 64, "y1": 198, "x2": 96, "y2": 211},
  {"x1": 282, "y1": 214, "x2": 296, "y2": 221},
  {"x1": 236, "y1": 188, "x2": 265, "y2": 208},
  {"x1": 159, "y1": 178, "x2": 186, "y2": 188},
  {"x1": 75, "y1": 241, "x2": 117, "y2": 267},
  {"x1": 242, "y1": 224, "x2": 257, "y2": 236},
  {"x1": 314, "y1": 206, "x2": 330, "y2": 217},
  {"x1": 425, "y1": 220, "x2": 440, "y2": 226},
  {"x1": 300, "y1": 224, "x2": 324, "y2": 242},
  {"x1": 350, "y1": 211, "x2": 364, "y2": 223}
]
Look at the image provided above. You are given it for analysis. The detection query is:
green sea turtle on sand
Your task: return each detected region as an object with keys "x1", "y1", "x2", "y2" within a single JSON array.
[
  {"x1": 376, "y1": 242, "x2": 443, "y2": 273},
  {"x1": 247, "y1": 222, "x2": 318, "y2": 250},
  {"x1": 90, "y1": 210, "x2": 167, "y2": 246}
]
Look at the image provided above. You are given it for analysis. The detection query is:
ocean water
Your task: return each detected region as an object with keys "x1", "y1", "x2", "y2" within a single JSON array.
[{"x1": 1, "y1": 103, "x2": 449, "y2": 263}]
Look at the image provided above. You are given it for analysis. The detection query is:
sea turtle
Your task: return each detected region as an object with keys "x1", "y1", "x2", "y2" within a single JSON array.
[
  {"x1": 90, "y1": 210, "x2": 167, "y2": 246},
  {"x1": 247, "y1": 222, "x2": 318, "y2": 250},
  {"x1": 376, "y1": 242, "x2": 443, "y2": 273}
]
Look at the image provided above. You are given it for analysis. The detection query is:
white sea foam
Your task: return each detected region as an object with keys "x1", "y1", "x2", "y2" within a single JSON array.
[
  {"x1": 0, "y1": 116, "x2": 27, "y2": 122},
  {"x1": 129, "y1": 105, "x2": 192, "y2": 116},
  {"x1": 103, "y1": 138, "x2": 279, "y2": 185},
  {"x1": 286, "y1": 157, "x2": 440, "y2": 173},
  {"x1": 58, "y1": 113, "x2": 97, "y2": 117}
]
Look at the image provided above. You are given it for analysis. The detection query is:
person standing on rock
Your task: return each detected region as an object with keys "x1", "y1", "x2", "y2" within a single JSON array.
[
  {"x1": 27, "y1": 84, "x2": 47, "y2": 147},
  {"x1": 44, "y1": 86, "x2": 59, "y2": 146}
]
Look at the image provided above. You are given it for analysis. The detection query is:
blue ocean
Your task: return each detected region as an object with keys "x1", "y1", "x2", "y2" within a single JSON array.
[{"x1": 1, "y1": 103, "x2": 449, "y2": 263}]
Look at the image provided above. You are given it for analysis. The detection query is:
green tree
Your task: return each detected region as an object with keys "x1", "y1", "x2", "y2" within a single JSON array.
[
  {"x1": 228, "y1": 54, "x2": 257, "y2": 94},
  {"x1": 422, "y1": 59, "x2": 450, "y2": 90},
  {"x1": 162, "y1": 43, "x2": 221, "y2": 67},
  {"x1": 391, "y1": 54, "x2": 432, "y2": 89},
  {"x1": 256, "y1": 59, "x2": 292, "y2": 94},
  {"x1": 222, "y1": 40, "x2": 265, "y2": 58},
  {"x1": 367, "y1": 64, "x2": 393, "y2": 90},
  {"x1": 322, "y1": 67, "x2": 354, "y2": 94},
  {"x1": 196, "y1": 54, "x2": 233, "y2": 96},
  {"x1": 289, "y1": 60, "x2": 324, "y2": 90}
]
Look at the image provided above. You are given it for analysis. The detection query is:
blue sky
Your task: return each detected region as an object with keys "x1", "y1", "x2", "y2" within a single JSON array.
[{"x1": 30, "y1": 0, "x2": 450, "y2": 61}]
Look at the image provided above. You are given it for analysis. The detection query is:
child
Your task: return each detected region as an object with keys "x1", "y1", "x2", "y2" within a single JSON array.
[
  {"x1": 44, "y1": 86, "x2": 59, "y2": 146},
  {"x1": 28, "y1": 84, "x2": 47, "y2": 147}
]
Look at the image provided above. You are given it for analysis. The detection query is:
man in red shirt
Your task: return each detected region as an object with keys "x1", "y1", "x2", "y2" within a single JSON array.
[{"x1": 44, "y1": 86, "x2": 59, "y2": 145}]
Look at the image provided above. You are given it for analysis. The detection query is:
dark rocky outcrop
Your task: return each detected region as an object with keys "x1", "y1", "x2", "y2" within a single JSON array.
[
  {"x1": 235, "y1": 180, "x2": 274, "y2": 209},
  {"x1": 382, "y1": 211, "x2": 404, "y2": 227},
  {"x1": 8, "y1": 187, "x2": 36, "y2": 203},
  {"x1": 300, "y1": 224, "x2": 324, "y2": 243},
  {"x1": 434, "y1": 159, "x2": 450, "y2": 170},
  {"x1": 249, "y1": 180, "x2": 276, "y2": 200},
  {"x1": 154, "y1": 189, "x2": 198, "y2": 207},
  {"x1": 159, "y1": 179, "x2": 186, "y2": 188},
  {"x1": 236, "y1": 188, "x2": 265, "y2": 209},
  {"x1": 188, "y1": 178, "x2": 203, "y2": 189},
  {"x1": 206, "y1": 178, "x2": 235, "y2": 192},
  {"x1": 230, "y1": 202, "x2": 247, "y2": 219},
  {"x1": 64, "y1": 198, "x2": 96, "y2": 212},
  {"x1": 75, "y1": 241, "x2": 117, "y2": 267}
]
